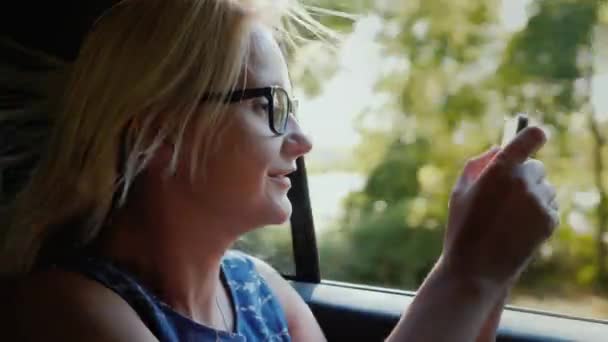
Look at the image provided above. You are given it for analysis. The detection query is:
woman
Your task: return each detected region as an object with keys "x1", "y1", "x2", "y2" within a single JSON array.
[{"x1": 1, "y1": 0, "x2": 558, "y2": 341}]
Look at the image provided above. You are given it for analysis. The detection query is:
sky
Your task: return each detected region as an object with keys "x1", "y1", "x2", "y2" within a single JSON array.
[{"x1": 295, "y1": 15, "x2": 386, "y2": 150}]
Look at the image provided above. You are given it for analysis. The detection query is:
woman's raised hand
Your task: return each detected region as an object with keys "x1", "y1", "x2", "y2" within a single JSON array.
[{"x1": 443, "y1": 126, "x2": 559, "y2": 288}]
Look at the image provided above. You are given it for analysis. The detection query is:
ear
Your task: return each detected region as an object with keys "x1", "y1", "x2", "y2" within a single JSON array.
[{"x1": 126, "y1": 115, "x2": 175, "y2": 177}]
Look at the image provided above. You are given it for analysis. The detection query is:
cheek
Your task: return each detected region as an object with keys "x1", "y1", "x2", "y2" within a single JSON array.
[
  {"x1": 227, "y1": 141, "x2": 274, "y2": 195},
  {"x1": 214, "y1": 139, "x2": 292, "y2": 222},
  {"x1": 192, "y1": 132, "x2": 270, "y2": 198},
  {"x1": 175, "y1": 114, "x2": 289, "y2": 224},
  {"x1": 222, "y1": 119, "x2": 278, "y2": 184}
]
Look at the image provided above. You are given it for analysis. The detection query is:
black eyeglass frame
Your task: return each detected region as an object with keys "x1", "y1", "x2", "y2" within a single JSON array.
[{"x1": 201, "y1": 86, "x2": 298, "y2": 135}]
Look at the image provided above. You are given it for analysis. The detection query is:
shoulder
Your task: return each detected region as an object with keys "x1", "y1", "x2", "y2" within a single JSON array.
[
  {"x1": 244, "y1": 253, "x2": 284, "y2": 282},
  {"x1": 235, "y1": 252, "x2": 326, "y2": 342},
  {"x1": 225, "y1": 251, "x2": 289, "y2": 294},
  {"x1": 224, "y1": 250, "x2": 286, "y2": 280},
  {"x1": 12, "y1": 268, "x2": 157, "y2": 341}
]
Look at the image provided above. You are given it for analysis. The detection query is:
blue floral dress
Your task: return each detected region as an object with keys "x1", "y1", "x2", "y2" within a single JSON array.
[{"x1": 55, "y1": 250, "x2": 291, "y2": 341}]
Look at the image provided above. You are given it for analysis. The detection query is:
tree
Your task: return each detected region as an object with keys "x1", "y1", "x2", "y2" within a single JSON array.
[
  {"x1": 319, "y1": 0, "x2": 505, "y2": 289},
  {"x1": 496, "y1": 0, "x2": 608, "y2": 291},
  {"x1": 317, "y1": 0, "x2": 608, "y2": 303}
]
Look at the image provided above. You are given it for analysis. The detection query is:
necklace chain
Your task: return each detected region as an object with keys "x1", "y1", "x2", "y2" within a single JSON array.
[
  {"x1": 216, "y1": 292, "x2": 230, "y2": 332},
  {"x1": 215, "y1": 290, "x2": 231, "y2": 342}
]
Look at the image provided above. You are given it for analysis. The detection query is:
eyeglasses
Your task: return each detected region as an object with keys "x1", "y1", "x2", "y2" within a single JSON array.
[{"x1": 201, "y1": 86, "x2": 298, "y2": 135}]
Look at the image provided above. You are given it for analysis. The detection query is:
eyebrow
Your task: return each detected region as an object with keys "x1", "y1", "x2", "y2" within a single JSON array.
[
  {"x1": 247, "y1": 80, "x2": 289, "y2": 90},
  {"x1": 200, "y1": 86, "x2": 291, "y2": 104}
]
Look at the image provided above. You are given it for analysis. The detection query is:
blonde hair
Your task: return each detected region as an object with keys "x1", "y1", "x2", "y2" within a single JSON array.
[{"x1": 1, "y1": 0, "x2": 342, "y2": 275}]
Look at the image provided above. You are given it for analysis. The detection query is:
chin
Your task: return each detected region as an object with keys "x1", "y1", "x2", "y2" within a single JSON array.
[{"x1": 265, "y1": 198, "x2": 292, "y2": 225}]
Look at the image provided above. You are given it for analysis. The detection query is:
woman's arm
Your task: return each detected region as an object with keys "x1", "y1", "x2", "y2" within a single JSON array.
[
  {"x1": 389, "y1": 127, "x2": 557, "y2": 342},
  {"x1": 386, "y1": 262, "x2": 504, "y2": 342},
  {"x1": 476, "y1": 294, "x2": 507, "y2": 342},
  {"x1": 256, "y1": 127, "x2": 555, "y2": 342},
  {"x1": 256, "y1": 255, "x2": 506, "y2": 342}
]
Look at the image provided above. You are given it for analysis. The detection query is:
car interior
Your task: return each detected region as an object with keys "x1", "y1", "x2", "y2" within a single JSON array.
[{"x1": 3, "y1": 1, "x2": 608, "y2": 341}]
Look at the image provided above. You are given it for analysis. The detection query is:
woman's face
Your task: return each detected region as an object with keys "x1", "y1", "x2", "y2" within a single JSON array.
[{"x1": 165, "y1": 24, "x2": 312, "y2": 232}]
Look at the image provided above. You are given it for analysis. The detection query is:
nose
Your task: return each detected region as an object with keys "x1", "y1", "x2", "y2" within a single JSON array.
[{"x1": 282, "y1": 115, "x2": 313, "y2": 159}]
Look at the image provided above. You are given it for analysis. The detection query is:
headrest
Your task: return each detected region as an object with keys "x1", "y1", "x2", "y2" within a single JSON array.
[{"x1": 0, "y1": 0, "x2": 121, "y2": 61}]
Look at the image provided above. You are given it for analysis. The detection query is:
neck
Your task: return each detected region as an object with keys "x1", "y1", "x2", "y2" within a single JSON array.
[{"x1": 97, "y1": 178, "x2": 242, "y2": 328}]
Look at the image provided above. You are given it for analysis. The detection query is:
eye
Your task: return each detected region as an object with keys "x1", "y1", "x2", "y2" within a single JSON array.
[{"x1": 252, "y1": 98, "x2": 270, "y2": 115}]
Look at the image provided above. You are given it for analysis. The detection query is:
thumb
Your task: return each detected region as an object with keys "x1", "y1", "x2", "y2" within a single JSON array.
[
  {"x1": 495, "y1": 126, "x2": 547, "y2": 167},
  {"x1": 454, "y1": 147, "x2": 501, "y2": 191},
  {"x1": 450, "y1": 146, "x2": 501, "y2": 206}
]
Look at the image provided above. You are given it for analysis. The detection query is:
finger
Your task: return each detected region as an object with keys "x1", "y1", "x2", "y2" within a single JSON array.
[
  {"x1": 547, "y1": 208, "x2": 560, "y2": 231},
  {"x1": 469, "y1": 146, "x2": 501, "y2": 168},
  {"x1": 533, "y1": 203, "x2": 560, "y2": 241},
  {"x1": 517, "y1": 159, "x2": 545, "y2": 184},
  {"x1": 453, "y1": 147, "x2": 501, "y2": 193},
  {"x1": 542, "y1": 180, "x2": 557, "y2": 202},
  {"x1": 549, "y1": 197, "x2": 559, "y2": 211},
  {"x1": 531, "y1": 180, "x2": 556, "y2": 205},
  {"x1": 495, "y1": 127, "x2": 547, "y2": 167},
  {"x1": 467, "y1": 147, "x2": 502, "y2": 179},
  {"x1": 541, "y1": 194, "x2": 560, "y2": 229}
]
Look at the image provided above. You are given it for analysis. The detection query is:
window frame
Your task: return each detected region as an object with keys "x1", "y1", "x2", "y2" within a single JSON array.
[{"x1": 285, "y1": 157, "x2": 608, "y2": 327}]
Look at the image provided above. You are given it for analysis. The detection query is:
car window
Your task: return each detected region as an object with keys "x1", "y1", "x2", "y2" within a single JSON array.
[
  {"x1": 234, "y1": 224, "x2": 295, "y2": 276},
  {"x1": 243, "y1": 0, "x2": 608, "y2": 321}
]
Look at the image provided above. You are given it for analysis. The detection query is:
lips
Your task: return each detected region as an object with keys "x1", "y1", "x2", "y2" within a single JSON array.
[
  {"x1": 268, "y1": 168, "x2": 297, "y2": 178},
  {"x1": 269, "y1": 175, "x2": 292, "y2": 188},
  {"x1": 268, "y1": 168, "x2": 296, "y2": 189}
]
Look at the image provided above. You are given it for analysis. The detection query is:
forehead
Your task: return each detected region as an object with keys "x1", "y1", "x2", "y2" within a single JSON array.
[{"x1": 242, "y1": 24, "x2": 291, "y2": 91}]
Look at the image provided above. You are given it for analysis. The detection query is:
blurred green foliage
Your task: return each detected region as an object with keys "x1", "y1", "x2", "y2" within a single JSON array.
[{"x1": 240, "y1": 0, "x2": 608, "y2": 318}]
